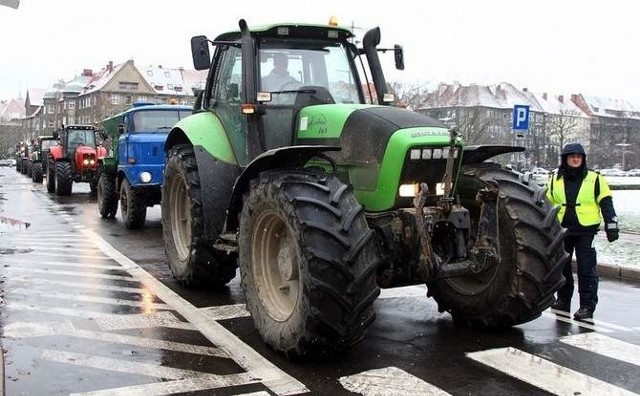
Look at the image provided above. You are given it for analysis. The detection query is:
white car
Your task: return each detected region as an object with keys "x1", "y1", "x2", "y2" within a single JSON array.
[
  {"x1": 627, "y1": 169, "x2": 640, "y2": 177},
  {"x1": 599, "y1": 168, "x2": 627, "y2": 177}
]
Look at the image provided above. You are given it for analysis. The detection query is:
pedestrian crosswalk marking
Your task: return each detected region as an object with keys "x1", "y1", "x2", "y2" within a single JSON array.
[
  {"x1": 542, "y1": 311, "x2": 614, "y2": 333},
  {"x1": 9, "y1": 276, "x2": 147, "y2": 294},
  {"x1": 4, "y1": 321, "x2": 228, "y2": 358},
  {"x1": 467, "y1": 347, "x2": 639, "y2": 395},
  {"x1": 10, "y1": 260, "x2": 126, "y2": 271},
  {"x1": 16, "y1": 250, "x2": 112, "y2": 260},
  {"x1": 95, "y1": 311, "x2": 194, "y2": 331},
  {"x1": 84, "y1": 228, "x2": 308, "y2": 396},
  {"x1": 339, "y1": 366, "x2": 451, "y2": 396},
  {"x1": 560, "y1": 333, "x2": 640, "y2": 366},
  {"x1": 10, "y1": 288, "x2": 170, "y2": 310},
  {"x1": 6, "y1": 266, "x2": 137, "y2": 281},
  {"x1": 200, "y1": 304, "x2": 250, "y2": 320}
]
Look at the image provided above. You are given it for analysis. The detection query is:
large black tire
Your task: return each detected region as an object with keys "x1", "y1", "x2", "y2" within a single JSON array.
[
  {"x1": 239, "y1": 170, "x2": 380, "y2": 359},
  {"x1": 26, "y1": 161, "x2": 32, "y2": 177},
  {"x1": 21, "y1": 159, "x2": 28, "y2": 175},
  {"x1": 97, "y1": 173, "x2": 118, "y2": 218},
  {"x1": 161, "y1": 144, "x2": 237, "y2": 288},
  {"x1": 31, "y1": 162, "x2": 43, "y2": 183},
  {"x1": 427, "y1": 163, "x2": 568, "y2": 327},
  {"x1": 46, "y1": 159, "x2": 55, "y2": 193},
  {"x1": 120, "y1": 178, "x2": 146, "y2": 229},
  {"x1": 55, "y1": 162, "x2": 73, "y2": 196}
]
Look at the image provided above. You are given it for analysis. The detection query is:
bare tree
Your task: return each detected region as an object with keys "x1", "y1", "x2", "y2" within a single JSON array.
[
  {"x1": 546, "y1": 109, "x2": 582, "y2": 151},
  {"x1": 389, "y1": 81, "x2": 432, "y2": 110}
]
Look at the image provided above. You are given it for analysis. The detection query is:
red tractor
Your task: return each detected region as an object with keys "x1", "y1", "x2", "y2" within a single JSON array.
[{"x1": 46, "y1": 125, "x2": 107, "y2": 196}]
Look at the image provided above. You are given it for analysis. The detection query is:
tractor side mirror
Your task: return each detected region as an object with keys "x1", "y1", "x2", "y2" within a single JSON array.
[
  {"x1": 117, "y1": 124, "x2": 125, "y2": 135},
  {"x1": 191, "y1": 35, "x2": 211, "y2": 71},
  {"x1": 394, "y1": 45, "x2": 404, "y2": 71}
]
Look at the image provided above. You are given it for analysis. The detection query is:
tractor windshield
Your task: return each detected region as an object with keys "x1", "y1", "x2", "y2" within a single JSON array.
[
  {"x1": 258, "y1": 39, "x2": 362, "y2": 105},
  {"x1": 67, "y1": 130, "x2": 96, "y2": 148},
  {"x1": 40, "y1": 139, "x2": 57, "y2": 150},
  {"x1": 131, "y1": 110, "x2": 192, "y2": 133}
]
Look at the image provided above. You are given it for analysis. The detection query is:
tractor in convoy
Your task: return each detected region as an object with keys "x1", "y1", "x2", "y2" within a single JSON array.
[
  {"x1": 28, "y1": 135, "x2": 58, "y2": 183},
  {"x1": 97, "y1": 102, "x2": 192, "y2": 228},
  {"x1": 46, "y1": 124, "x2": 107, "y2": 196},
  {"x1": 15, "y1": 141, "x2": 29, "y2": 174},
  {"x1": 161, "y1": 19, "x2": 568, "y2": 359}
]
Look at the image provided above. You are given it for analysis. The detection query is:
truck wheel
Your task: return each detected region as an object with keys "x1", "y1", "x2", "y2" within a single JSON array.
[
  {"x1": 21, "y1": 159, "x2": 28, "y2": 175},
  {"x1": 162, "y1": 144, "x2": 237, "y2": 288},
  {"x1": 239, "y1": 170, "x2": 380, "y2": 359},
  {"x1": 55, "y1": 162, "x2": 73, "y2": 196},
  {"x1": 31, "y1": 163, "x2": 43, "y2": 183},
  {"x1": 46, "y1": 160, "x2": 55, "y2": 193},
  {"x1": 427, "y1": 164, "x2": 568, "y2": 327},
  {"x1": 97, "y1": 173, "x2": 118, "y2": 218},
  {"x1": 120, "y1": 178, "x2": 146, "y2": 229}
]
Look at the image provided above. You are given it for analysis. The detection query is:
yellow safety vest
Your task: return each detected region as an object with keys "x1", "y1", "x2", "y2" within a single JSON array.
[{"x1": 546, "y1": 170, "x2": 612, "y2": 226}]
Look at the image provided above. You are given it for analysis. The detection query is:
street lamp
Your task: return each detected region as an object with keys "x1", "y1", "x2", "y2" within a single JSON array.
[{"x1": 615, "y1": 142, "x2": 632, "y2": 170}]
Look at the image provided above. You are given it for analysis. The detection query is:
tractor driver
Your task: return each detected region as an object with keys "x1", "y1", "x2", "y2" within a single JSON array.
[{"x1": 262, "y1": 53, "x2": 299, "y2": 92}]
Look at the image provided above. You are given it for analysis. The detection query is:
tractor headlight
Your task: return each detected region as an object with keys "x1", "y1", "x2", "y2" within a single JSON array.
[
  {"x1": 399, "y1": 183, "x2": 418, "y2": 197},
  {"x1": 139, "y1": 172, "x2": 152, "y2": 183},
  {"x1": 83, "y1": 159, "x2": 89, "y2": 165}
]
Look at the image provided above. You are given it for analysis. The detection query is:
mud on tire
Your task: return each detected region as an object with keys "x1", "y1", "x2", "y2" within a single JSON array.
[
  {"x1": 427, "y1": 163, "x2": 568, "y2": 327},
  {"x1": 162, "y1": 144, "x2": 237, "y2": 288},
  {"x1": 238, "y1": 169, "x2": 380, "y2": 359}
]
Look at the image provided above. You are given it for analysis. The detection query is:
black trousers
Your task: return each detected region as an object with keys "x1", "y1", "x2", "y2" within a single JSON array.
[{"x1": 556, "y1": 233, "x2": 599, "y2": 309}]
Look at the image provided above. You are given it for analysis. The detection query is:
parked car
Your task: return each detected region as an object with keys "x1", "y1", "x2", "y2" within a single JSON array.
[
  {"x1": 627, "y1": 169, "x2": 640, "y2": 177},
  {"x1": 599, "y1": 168, "x2": 627, "y2": 177},
  {"x1": 0, "y1": 159, "x2": 16, "y2": 167}
]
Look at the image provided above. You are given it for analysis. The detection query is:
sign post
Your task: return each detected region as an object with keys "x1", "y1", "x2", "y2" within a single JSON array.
[{"x1": 512, "y1": 105, "x2": 530, "y2": 169}]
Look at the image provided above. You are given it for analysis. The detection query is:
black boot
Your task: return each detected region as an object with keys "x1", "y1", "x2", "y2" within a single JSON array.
[
  {"x1": 573, "y1": 306, "x2": 594, "y2": 320},
  {"x1": 551, "y1": 298, "x2": 570, "y2": 312}
]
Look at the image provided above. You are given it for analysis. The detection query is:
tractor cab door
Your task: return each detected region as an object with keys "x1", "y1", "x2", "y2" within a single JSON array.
[{"x1": 207, "y1": 45, "x2": 248, "y2": 166}]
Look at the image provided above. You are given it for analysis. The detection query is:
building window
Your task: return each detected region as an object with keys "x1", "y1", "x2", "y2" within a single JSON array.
[
  {"x1": 69, "y1": 101, "x2": 76, "y2": 109},
  {"x1": 111, "y1": 94, "x2": 119, "y2": 105},
  {"x1": 154, "y1": 85, "x2": 164, "y2": 91},
  {"x1": 174, "y1": 86, "x2": 182, "y2": 92},
  {"x1": 119, "y1": 82, "x2": 139, "y2": 90},
  {"x1": 125, "y1": 95, "x2": 132, "y2": 105}
]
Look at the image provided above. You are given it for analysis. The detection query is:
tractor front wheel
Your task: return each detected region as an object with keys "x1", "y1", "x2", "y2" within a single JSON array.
[
  {"x1": 120, "y1": 178, "x2": 146, "y2": 229},
  {"x1": 239, "y1": 170, "x2": 380, "y2": 359},
  {"x1": 97, "y1": 173, "x2": 118, "y2": 218},
  {"x1": 31, "y1": 163, "x2": 43, "y2": 183},
  {"x1": 427, "y1": 164, "x2": 567, "y2": 327},
  {"x1": 162, "y1": 144, "x2": 237, "y2": 288},
  {"x1": 55, "y1": 162, "x2": 73, "y2": 196}
]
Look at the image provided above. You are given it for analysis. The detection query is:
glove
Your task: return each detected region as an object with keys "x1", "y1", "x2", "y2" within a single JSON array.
[{"x1": 605, "y1": 221, "x2": 619, "y2": 242}]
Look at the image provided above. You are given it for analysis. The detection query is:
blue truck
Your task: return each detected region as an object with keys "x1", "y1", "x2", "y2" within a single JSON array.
[{"x1": 97, "y1": 102, "x2": 192, "y2": 228}]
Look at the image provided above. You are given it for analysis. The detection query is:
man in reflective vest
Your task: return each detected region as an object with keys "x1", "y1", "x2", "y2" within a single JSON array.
[{"x1": 546, "y1": 142, "x2": 619, "y2": 320}]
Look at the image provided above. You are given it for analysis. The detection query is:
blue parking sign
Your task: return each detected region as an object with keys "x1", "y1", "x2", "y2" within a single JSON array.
[{"x1": 512, "y1": 105, "x2": 530, "y2": 131}]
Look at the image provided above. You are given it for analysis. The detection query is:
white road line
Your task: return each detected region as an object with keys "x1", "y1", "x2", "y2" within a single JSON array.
[
  {"x1": 541, "y1": 311, "x2": 613, "y2": 333},
  {"x1": 378, "y1": 285, "x2": 427, "y2": 299},
  {"x1": 69, "y1": 372, "x2": 261, "y2": 396},
  {"x1": 547, "y1": 309, "x2": 633, "y2": 332},
  {"x1": 4, "y1": 321, "x2": 228, "y2": 358},
  {"x1": 8, "y1": 260, "x2": 124, "y2": 271},
  {"x1": 95, "y1": 311, "x2": 194, "y2": 331},
  {"x1": 339, "y1": 366, "x2": 451, "y2": 396},
  {"x1": 10, "y1": 245, "x2": 102, "y2": 254},
  {"x1": 8, "y1": 238, "x2": 96, "y2": 246},
  {"x1": 560, "y1": 333, "x2": 640, "y2": 366},
  {"x1": 5, "y1": 267, "x2": 137, "y2": 282},
  {"x1": 11, "y1": 251, "x2": 112, "y2": 261},
  {"x1": 200, "y1": 304, "x2": 250, "y2": 320},
  {"x1": 467, "y1": 347, "x2": 639, "y2": 396},
  {"x1": 10, "y1": 288, "x2": 169, "y2": 309},
  {"x1": 8, "y1": 276, "x2": 148, "y2": 294},
  {"x1": 83, "y1": 228, "x2": 308, "y2": 396}
]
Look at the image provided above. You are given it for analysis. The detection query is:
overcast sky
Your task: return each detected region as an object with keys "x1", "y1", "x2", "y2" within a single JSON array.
[{"x1": 1, "y1": 0, "x2": 639, "y2": 105}]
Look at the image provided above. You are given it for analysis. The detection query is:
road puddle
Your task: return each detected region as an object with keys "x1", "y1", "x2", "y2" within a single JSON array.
[{"x1": 0, "y1": 215, "x2": 31, "y2": 232}]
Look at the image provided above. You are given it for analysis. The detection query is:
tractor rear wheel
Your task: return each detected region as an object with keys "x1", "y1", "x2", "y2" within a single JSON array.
[
  {"x1": 120, "y1": 178, "x2": 146, "y2": 229},
  {"x1": 46, "y1": 159, "x2": 55, "y2": 193},
  {"x1": 427, "y1": 164, "x2": 567, "y2": 327},
  {"x1": 55, "y1": 162, "x2": 73, "y2": 196},
  {"x1": 97, "y1": 173, "x2": 118, "y2": 218},
  {"x1": 238, "y1": 170, "x2": 380, "y2": 359},
  {"x1": 162, "y1": 144, "x2": 237, "y2": 288},
  {"x1": 31, "y1": 163, "x2": 43, "y2": 183}
]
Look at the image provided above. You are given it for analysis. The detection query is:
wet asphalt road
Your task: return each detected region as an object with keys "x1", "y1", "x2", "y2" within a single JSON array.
[{"x1": 2, "y1": 166, "x2": 640, "y2": 396}]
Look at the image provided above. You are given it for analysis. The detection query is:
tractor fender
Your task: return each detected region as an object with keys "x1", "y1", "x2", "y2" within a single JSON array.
[
  {"x1": 225, "y1": 145, "x2": 340, "y2": 231},
  {"x1": 48, "y1": 145, "x2": 64, "y2": 161},
  {"x1": 461, "y1": 144, "x2": 525, "y2": 166}
]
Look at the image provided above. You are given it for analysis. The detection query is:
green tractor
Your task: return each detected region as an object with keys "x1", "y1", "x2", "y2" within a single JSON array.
[
  {"x1": 162, "y1": 19, "x2": 568, "y2": 359},
  {"x1": 29, "y1": 135, "x2": 58, "y2": 183}
]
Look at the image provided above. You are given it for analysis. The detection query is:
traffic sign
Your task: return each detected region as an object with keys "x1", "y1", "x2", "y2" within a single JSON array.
[{"x1": 512, "y1": 105, "x2": 530, "y2": 131}]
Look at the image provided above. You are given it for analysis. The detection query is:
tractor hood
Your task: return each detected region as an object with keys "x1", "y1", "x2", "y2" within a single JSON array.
[{"x1": 295, "y1": 104, "x2": 448, "y2": 164}]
